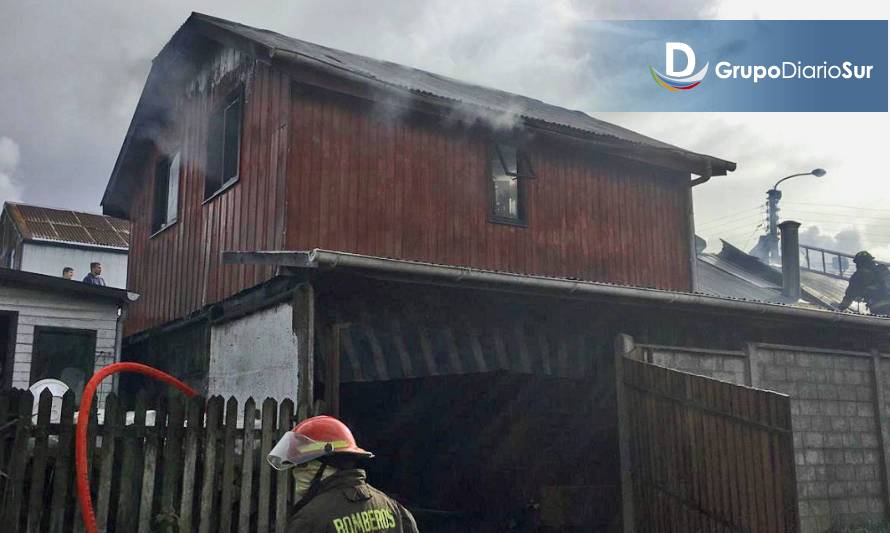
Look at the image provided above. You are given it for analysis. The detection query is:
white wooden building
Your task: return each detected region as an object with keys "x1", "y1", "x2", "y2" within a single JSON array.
[
  {"x1": 0, "y1": 202, "x2": 129, "y2": 288},
  {"x1": 0, "y1": 267, "x2": 137, "y2": 403}
]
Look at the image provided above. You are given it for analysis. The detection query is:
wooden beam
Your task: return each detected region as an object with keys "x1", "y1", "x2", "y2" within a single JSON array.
[
  {"x1": 744, "y1": 342, "x2": 760, "y2": 388},
  {"x1": 292, "y1": 283, "x2": 315, "y2": 414},
  {"x1": 325, "y1": 325, "x2": 343, "y2": 418},
  {"x1": 614, "y1": 333, "x2": 637, "y2": 533},
  {"x1": 221, "y1": 250, "x2": 315, "y2": 267}
]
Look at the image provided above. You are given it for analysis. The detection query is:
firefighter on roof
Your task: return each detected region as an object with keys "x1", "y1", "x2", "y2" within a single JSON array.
[
  {"x1": 839, "y1": 251, "x2": 890, "y2": 316},
  {"x1": 268, "y1": 415, "x2": 419, "y2": 533}
]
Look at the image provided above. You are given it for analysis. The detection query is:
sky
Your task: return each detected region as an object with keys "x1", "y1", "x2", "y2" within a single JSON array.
[{"x1": 0, "y1": 0, "x2": 887, "y2": 258}]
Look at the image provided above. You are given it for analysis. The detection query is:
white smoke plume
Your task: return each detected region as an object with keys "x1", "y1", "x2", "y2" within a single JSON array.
[{"x1": 0, "y1": 136, "x2": 23, "y2": 205}]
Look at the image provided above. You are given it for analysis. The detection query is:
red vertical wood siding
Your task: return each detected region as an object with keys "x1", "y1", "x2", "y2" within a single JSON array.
[
  {"x1": 284, "y1": 89, "x2": 693, "y2": 291},
  {"x1": 124, "y1": 55, "x2": 289, "y2": 335},
  {"x1": 125, "y1": 53, "x2": 693, "y2": 336}
]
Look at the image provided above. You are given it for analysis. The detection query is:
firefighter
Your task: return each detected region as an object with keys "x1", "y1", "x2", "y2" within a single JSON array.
[
  {"x1": 838, "y1": 251, "x2": 890, "y2": 316},
  {"x1": 268, "y1": 415, "x2": 419, "y2": 533}
]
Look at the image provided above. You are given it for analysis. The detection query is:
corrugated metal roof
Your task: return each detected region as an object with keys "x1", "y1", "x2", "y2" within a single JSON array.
[
  {"x1": 697, "y1": 241, "x2": 856, "y2": 311},
  {"x1": 187, "y1": 12, "x2": 732, "y2": 177},
  {"x1": 695, "y1": 258, "x2": 789, "y2": 304},
  {"x1": 4, "y1": 202, "x2": 130, "y2": 249},
  {"x1": 799, "y1": 270, "x2": 849, "y2": 306}
]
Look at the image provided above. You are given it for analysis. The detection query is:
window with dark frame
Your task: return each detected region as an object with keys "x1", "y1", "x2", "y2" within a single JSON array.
[
  {"x1": 152, "y1": 151, "x2": 180, "y2": 233},
  {"x1": 205, "y1": 87, "x2": 243, "y2": 200},
  {"x1": 29, "y1": 326, "x2": 96, "y2": 403},
  {"x1": 490, "y1": 143, "x2": 534, "y2": 223}
]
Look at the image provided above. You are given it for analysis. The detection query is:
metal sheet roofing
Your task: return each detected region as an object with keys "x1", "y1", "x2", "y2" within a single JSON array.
[
  {"x1": 187, "y1": 13, "x2": 732, "y2": 176},
  {"x1": 695, "y1": 258, "x2": 789, "y2": 304},
  {"x1": 4, "y1": 202, "x2": 130, "y2": 249}
]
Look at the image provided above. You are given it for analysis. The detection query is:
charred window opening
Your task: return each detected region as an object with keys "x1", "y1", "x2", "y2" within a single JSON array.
[
  {"x1": 205, "y1": 87, "x2": 243, "y2": 200},
  {"x1": 152, "y1": 151, "x2": 180, "y2": 233},
  {"x1": 490, "y1": 143, "x2": 533, "y2": 224}
]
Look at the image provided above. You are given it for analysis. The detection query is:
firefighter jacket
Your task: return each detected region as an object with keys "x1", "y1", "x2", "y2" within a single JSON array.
[
  {"x1": 286, "y1": 469, "x2": 419, "y2": 533},
  {"x1": 840, "y1": 264, "x2": 890, "y2": 314}
]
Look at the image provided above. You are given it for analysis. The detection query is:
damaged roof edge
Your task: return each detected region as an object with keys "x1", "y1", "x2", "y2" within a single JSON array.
[
  {"x1": 102, "y1": 13, "x2": 735, "y2": 216},
  {"x1": 222, "y1": 249, "x2": 890, "y2": 330}
]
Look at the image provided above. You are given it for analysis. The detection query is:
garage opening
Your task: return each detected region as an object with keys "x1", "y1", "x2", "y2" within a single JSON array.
[{"x1": 338, "y1": 371, "x2": 621, "y2": 532}]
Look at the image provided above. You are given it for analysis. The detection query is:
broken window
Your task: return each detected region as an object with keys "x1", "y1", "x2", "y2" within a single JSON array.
[
  {"x1": 490, "y1": 143, "x2": 533, "y2": 223},
  {"x1": 205, "y1": 87, "x2": 243, "y2": 199},
  {"x1": 152, "y1": 151, "x2": 180, "y2": 233}
]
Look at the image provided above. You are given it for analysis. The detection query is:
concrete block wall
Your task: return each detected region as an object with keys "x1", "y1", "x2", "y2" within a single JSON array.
[
  {"x1": 644, "y1": 342, "x2": 890, "y2": 532},
  {"x1": 646, "y1": 346, "x2": 747, "y2": 385},
  {"x1": 757, "y1": 347, "x2": 885, "y2": 532}
]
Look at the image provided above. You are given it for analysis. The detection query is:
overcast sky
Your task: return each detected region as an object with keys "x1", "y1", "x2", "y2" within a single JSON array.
[{"x1": 0, "y1": 0, "x2": 887, "y2": 258}]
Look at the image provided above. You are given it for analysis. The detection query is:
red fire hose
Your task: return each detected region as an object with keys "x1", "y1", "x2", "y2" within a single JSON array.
[{"x1": 75, "y1": 362, "x2": 196, "y2": 533}]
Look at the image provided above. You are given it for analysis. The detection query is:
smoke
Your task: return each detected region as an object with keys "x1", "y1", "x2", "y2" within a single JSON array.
[
  {"x1": 0, "y1": 136, "x2": 23, "y2": 205},
  {"x1": 799, "y1": 225, "x2": 864, "y2": 255}
]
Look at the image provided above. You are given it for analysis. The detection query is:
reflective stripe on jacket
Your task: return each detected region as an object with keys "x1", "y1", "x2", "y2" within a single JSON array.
[{"x1": 286, "y1": 469, "x2": 419, "y2": 533}]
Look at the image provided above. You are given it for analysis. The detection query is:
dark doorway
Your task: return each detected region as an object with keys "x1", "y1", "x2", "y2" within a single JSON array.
[
  {"x1": 0, "y1": 311, "x2": 17, "y2": 390},
  {"x1": 30, "y1": 326, "x2": 96, "y2": 401},
  {"x1": 339, "y1": 372, "x2": 621, "y2": 532}
]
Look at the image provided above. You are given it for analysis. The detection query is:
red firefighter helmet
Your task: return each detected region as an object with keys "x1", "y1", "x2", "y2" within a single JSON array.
[{"x1": 267, "y1": 415, "x2": 373, "y2": 470}]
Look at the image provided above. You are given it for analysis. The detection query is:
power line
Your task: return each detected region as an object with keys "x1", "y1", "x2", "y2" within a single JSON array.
[
  {"x1": 699, "y1": 218, "x2": 765, "y2": 235},
  {"x1": 696, "y1": 205, "x2": 763, "y2": 226},
  {"x1": 784, "y1": 201, "x2": 890, "y2": 213},
  {"x1": 780, "y1": 209, "x2": 890, "y2": 223}
]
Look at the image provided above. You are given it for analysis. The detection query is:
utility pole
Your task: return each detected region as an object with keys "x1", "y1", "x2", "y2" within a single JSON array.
[
  {"x1": 757, "y1": 168, "x2": 826, "y2": 264},
  {"x1": 765, "y1": 188, "x2": 782, "y2": 262}
]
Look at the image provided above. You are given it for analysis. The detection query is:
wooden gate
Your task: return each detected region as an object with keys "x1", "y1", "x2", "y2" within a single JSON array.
[{"x1": 614, "y1": 334, "x2": 799, "y2": 533}]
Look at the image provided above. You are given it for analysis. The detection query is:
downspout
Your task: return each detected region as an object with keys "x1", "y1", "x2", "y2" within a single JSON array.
[{"x1": 687, "y1": 161, "x2": 713, "y2": 292}]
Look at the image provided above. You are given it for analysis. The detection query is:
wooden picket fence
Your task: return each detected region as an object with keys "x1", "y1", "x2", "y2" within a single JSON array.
[{"x1": 0, "y1": 388, "x2": 304, "y2": 532}]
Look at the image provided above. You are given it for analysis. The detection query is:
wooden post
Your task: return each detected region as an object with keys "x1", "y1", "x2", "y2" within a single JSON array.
[
  {"x1": 744, "y1": 343, "x2": 760, "y2": 388},
  {"x1": 326, "y1": 325, "x2": 343, "y2": 418},
  {"x1": 292, "y1": 283, "x2": 315, "y2": 414},
  {"x1": 614, "y1": 333, "x2": 637, "y2": 533},
  {"x1": 49, "y1": 391, "x2": 76, "y2": 533},
  {"x1": 870, "y1": 349, "x2": 890, "y2": 516}
]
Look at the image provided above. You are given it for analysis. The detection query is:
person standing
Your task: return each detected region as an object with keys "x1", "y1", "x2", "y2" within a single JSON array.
[
  {"x1": 62, "y1": 267, "x2": 74, "y2": 279},
  {"x1": 82, "y1": 262, "x2": 106, "y2": 286},
  {"x1": 268, "y1": 415, "x2": 419, "y2": 533}
]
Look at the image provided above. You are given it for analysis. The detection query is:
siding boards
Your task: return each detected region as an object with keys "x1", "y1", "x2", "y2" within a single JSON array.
[
  {"x1": 125, "y1": 55, "x2": 287, "y2": 335},
  {"x1": 125, "y1": 53, "x2": 692, "y2": 335}
]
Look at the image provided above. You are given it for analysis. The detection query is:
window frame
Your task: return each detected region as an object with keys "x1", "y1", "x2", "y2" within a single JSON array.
[
  {"x1": 150, "y1": 150, "x2": 181, "y2": 237},
  {"x1": 203, "y1": 86, "x2": 244, "y2": 203},
  {"x1": 488, "y1": 142, "x2": 534, "y2": 226}
]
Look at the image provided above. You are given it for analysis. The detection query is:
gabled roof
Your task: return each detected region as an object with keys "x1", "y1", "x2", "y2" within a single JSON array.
[
  {"x1": 102, "y1": 12, "x2": 735, "y2": 217},
  {"x1": 3, "y1": 202, "x2": 130, "y2": 250}
]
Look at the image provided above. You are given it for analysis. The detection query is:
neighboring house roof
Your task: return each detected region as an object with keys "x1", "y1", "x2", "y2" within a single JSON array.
[
  {"x1": 102, "y1": 13, "x2": 735, "y2": 217},
  {"x1": 695, "y1": 239, "x2": 852, "y2": 311},
  {"x1": 4, "y1": 202, "x2": 130, "y2": 250},
  {"x1": 0, "y1": 267, "x2": 138, "y2": 303},
  {"x1": 695, "y1": 257, "x2": 789, "y2": 304}
]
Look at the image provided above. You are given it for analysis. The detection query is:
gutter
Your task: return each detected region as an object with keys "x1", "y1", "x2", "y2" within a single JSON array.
[{"x1": 222, "y1": 249, "x2": 890, "y2": 330}]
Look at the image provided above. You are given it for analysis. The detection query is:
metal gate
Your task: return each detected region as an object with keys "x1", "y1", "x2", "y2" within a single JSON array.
[{"x1": 614, "y1": 334, "x2": 800, "y2": 532}]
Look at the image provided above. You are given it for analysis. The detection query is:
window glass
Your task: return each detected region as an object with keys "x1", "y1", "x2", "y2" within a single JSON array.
[
  {"x1": 491, "y1": 144, "x2": 523, "y2": 221},
  {"x1": 30, "y1": 327, "x2": 96, "y2": 403},
  {"x1": 152, "y1": 151, "x2": 180, "y2": 233},
  {"x1": 205, "y1": 88, "x2": 242, "y2": 199},
  {"x1": 166, "y1": 151, "x2": 180, "y2": 224}
]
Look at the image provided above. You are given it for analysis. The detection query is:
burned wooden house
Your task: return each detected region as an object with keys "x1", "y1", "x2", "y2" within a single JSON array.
[{"x1": 103, "y1": 14, "x2": 890, "y2": 532}]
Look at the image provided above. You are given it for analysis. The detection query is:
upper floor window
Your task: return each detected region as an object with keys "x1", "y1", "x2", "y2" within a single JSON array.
[
  {"x1": 205, "y1": 87, "x2": 243, "y2": 200},
  {"x1": 490, "y1": 143, "x2": 534, "y2": 223},
  {"x1": 152, "y1": 151, "x2": 180, "y2": 233}
]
